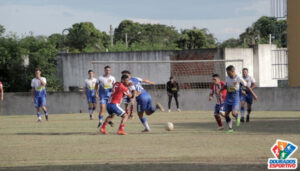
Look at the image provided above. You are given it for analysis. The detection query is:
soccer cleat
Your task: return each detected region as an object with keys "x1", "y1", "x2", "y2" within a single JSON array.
[
  {"x1": 117, "y1": 130, "x2": 127, "y2": 135},
  {"x1": 100, "y1": 128, "x2": 107, "y2": 134},
  {"x1": 108, "y1": 121, "x2": 114, "y2": 127},
  {"x1": 240, "y1": 117, "x2": 244, "y2": 123},
  {"x1": 168, "y1": 109, "x2": 171, "y2": 113},
  {"x1": 156, "y1": 103, "x2": 165, "y2": 112},
  {"x1": 246, "y1": 115, "x2": 250, "y2": 122},
  {"x1": 227, "y1": 129, "x2": 234, "y2": 133},
  {"x1": 37, "y1": 118, "x2": 42, "y2": 122},
  {"x1": 177, "y1": 108, "x2": 181, "y2": 112},
  {"x1": 89, "y1": 115, "x2": 93, "y2": 120},
  {"x1": 142, "y1": 129, "x2": 150, "y2": 133},
  {"x1": 97, "y1": 121, "x2": 102, "y2": 128},
  {"x1": 236, "y1": 115, "x2": 241, "y2": 127},
  {"x1": 45, "y1": 115, "x2": 48, "y2": 121},
  {"x1": 217, "y1": 127, "x2": 224, "y2": 130}
]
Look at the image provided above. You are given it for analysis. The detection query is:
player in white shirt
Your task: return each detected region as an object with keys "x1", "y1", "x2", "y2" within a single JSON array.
[
  {"x1": 83, "y1": 70, "x2": 97, "y2": 120},
  {"x1": 31, "y1": 68, "x2": 48, "y2": 122},
  {"x1": 240, "y1": 68, "x2": 257, "y2": 122},
  {"x1": 95, "y1": 66, "x2": 116, "y2": 128},
  {"x1": 221, "y1": 65, "x2": 258, "y2": 133}
]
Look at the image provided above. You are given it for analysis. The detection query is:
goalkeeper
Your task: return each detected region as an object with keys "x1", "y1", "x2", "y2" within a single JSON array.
[{"x1": 166, "y1": 76, "x2": 180, "y2": 112}]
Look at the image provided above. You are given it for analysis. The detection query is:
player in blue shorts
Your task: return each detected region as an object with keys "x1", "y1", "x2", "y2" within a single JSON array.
[
  {"x1": 84, "y1": 70, "x2": 97, "y2": 120},
  {"x1": 95, "y1": 66, "x2": 116, "y2": 128},
  {"x1": 31, "y1": 68, "x2": 48, "y2": 122},
  {"x1": 121, "y1": 70, "x2": 155, "y2": 119},
  {"x1": 221, "y1": 65, "x2": 258, "y2": 133},
  {"x1": 240, "y1": 68, "x2": 257, "y2": 123},
  {"x1": 121, "y1": 70, "x2": 164, "y2": 132}
]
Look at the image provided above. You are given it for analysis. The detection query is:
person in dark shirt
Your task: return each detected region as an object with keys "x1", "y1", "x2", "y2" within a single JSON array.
[{"x1": 166, "y1": 76, "x2": 180, "y2": 112}]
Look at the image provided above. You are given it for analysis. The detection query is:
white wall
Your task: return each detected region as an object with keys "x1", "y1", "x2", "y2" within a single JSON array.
[
  {"x1": 224, "y1": 48, "x2": 254, "y2": 77},
  {"x1": 254, "y1": 44, "x2": 278, "y2": 87},
  {"x1": 226, "y1": 45, "x2": 279, "y2": 87}
]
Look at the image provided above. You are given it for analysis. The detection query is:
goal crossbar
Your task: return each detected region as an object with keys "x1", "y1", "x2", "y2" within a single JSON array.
[{"x1": 91, "y1": 59, "x2": 244, "y2": 65}]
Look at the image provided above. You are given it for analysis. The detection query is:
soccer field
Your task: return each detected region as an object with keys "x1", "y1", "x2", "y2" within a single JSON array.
[{"x1": 0, "y1": 111, "x2": 299, "y2": 170}]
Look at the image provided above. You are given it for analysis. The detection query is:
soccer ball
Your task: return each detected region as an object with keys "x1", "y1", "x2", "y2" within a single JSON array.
[{"x1": 165, "y1": 122, "x2": 174, "y2": 131}]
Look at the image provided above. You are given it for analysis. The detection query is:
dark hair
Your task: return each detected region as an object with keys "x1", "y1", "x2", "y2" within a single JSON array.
[
  {"x1": 121, "y1": 70, "x2": 131, "y2": 75},
  {"x1": 243, "y1": 68, "x2": 248, "y2": 71},
  {"x1": 226, "y1": 65, "x2": 235, "y2": 71},
  {"x1": 212, "y1": 74, "x2": 219, "y2": 78},
  {"x1": 121, "y1": 74, "x2": 129, "y2": 80},
  {"x1": 169, "y1": 76, "x2": 174, "y2": 80},
  {"x1": 104, "y1": 66, "x2": 111, "y2": 70},
  {"x1": 35, "y1": 68, "x2": 41, "y2": 72},
  {"x1": 88, "y1": 69, "x2": 93, "y2": 73}
]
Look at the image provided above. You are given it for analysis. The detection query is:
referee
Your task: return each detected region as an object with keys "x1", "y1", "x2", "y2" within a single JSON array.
[{"x1": 166, "y1": 76, "x2": 180, "y2": 112}]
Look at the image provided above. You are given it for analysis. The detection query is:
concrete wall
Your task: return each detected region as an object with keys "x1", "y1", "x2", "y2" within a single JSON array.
[
  {"x1": 57, "y1": 46, "x2": 282, "y2": 91},
  {"x1": 254, "y1": 44, "x2": 278, "y2": 87},
  {"x1": 57, "y1": 51, "x2": 172, "y2": 91},
  {"x1": 1, "y1": 87, "x2": 300, "y2": 115},
  {"x1": 57, "y1": 49, "x2": 224, "y2": 91},
  {"x1": 224, "y1": 48, "x2": 254, "y2": 77}
]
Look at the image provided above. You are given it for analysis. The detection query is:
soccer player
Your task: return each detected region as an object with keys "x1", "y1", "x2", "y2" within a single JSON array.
[
  {"x1": 31, "y1": 68, "x2": 48, "y2": 122},
  {"x1": 121, "y1": 70, "x2": 164, "y2": 132},
  {"x1": 222, "y1": 65, "x2": 258, "y2": 133},
  {"x1": 209, "y1": 74, "x2": 227, "y2": 130},
  {"x1": 83, "y1": 70, "x2": 97, "y2": 120},
  {"x1": 240, "y1": 68, "x2": 257, "y2": 123},
  {"x1": 100, "y1": 74, "x2": 133, "y2": 135},
  {"x1": 95, "y1": 66, "x2": 116, "y2": 128},
  {"x1": 0, "y1": 81, "x2": 3, "y2": 101},
  {"x1": 121, "y1": 70, "x2": 151, "y2": 119}
]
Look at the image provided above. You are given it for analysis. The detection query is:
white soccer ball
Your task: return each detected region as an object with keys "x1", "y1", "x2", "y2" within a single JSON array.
[{"x1": 165, "y1": 122, "x2": 174, "y2": 131}]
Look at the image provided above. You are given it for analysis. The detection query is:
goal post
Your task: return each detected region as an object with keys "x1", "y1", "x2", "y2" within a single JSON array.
[{"x1": 90, "y1": 59, "x2": 244, "y2": 90}]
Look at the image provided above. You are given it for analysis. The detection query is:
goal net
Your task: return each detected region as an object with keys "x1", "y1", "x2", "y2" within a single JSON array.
[{"x1": 90, "y1": 59, "x2": 244, "y2": 90}]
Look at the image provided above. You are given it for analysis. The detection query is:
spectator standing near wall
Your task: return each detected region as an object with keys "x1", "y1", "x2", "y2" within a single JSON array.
[{"x1": 166, "y1": 76, "x2": 180, "y2": 112}]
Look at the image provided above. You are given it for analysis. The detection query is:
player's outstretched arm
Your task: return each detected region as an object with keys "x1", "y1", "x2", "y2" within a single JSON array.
[
  {"x1": 143, "y1": 79, "x2": 155, "y2": 85},
  {"x1": 245, "y1": 86, "x2": 258, "y2": 101}
]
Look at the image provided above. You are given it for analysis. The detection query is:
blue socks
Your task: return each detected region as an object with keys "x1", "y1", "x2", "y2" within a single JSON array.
[
  {"x1": 99, "y1": 115, "x2": 104, "y2": 122},
  {"x1": 37, "y1": 112, "x2": 41, "y2": 118}
]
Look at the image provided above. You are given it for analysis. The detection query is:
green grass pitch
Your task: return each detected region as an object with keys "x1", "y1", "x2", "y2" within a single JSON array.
[{"x1": 0, "y1": 111, "x2": 299, "y2": 170}]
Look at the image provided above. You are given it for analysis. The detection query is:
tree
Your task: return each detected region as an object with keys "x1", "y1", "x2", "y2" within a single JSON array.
[
  {"x1": 221, "y1": 16, "x2": 287, "y2": 48},
  {"x1": 0, "y1": 27, "x2": 62, "y2": 92},
  {"x1": 219, "y1": 38, "x2": 242, "y2": 48},
  {"x1": 113, "y1": 20, "x2": 180, "y2": 50},
  {"x1": 0, "y1": 25, "x2": 5, "y2": 36},
  {"x1": 177, "y1": 28, "x2": 216, "y2": 50},
  {"x1": 66, "y1": 22, "x2": 109, "y2": 52}
]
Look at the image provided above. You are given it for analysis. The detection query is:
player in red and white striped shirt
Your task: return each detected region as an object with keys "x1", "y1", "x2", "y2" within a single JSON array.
[{"x1": 209, "y1": 74, "x2": 227, "y2": 130}]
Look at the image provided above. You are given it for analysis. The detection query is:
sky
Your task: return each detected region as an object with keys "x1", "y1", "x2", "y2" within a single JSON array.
[{"x1": 0, "y1": 0, "x2": 270, "y2": 42}]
